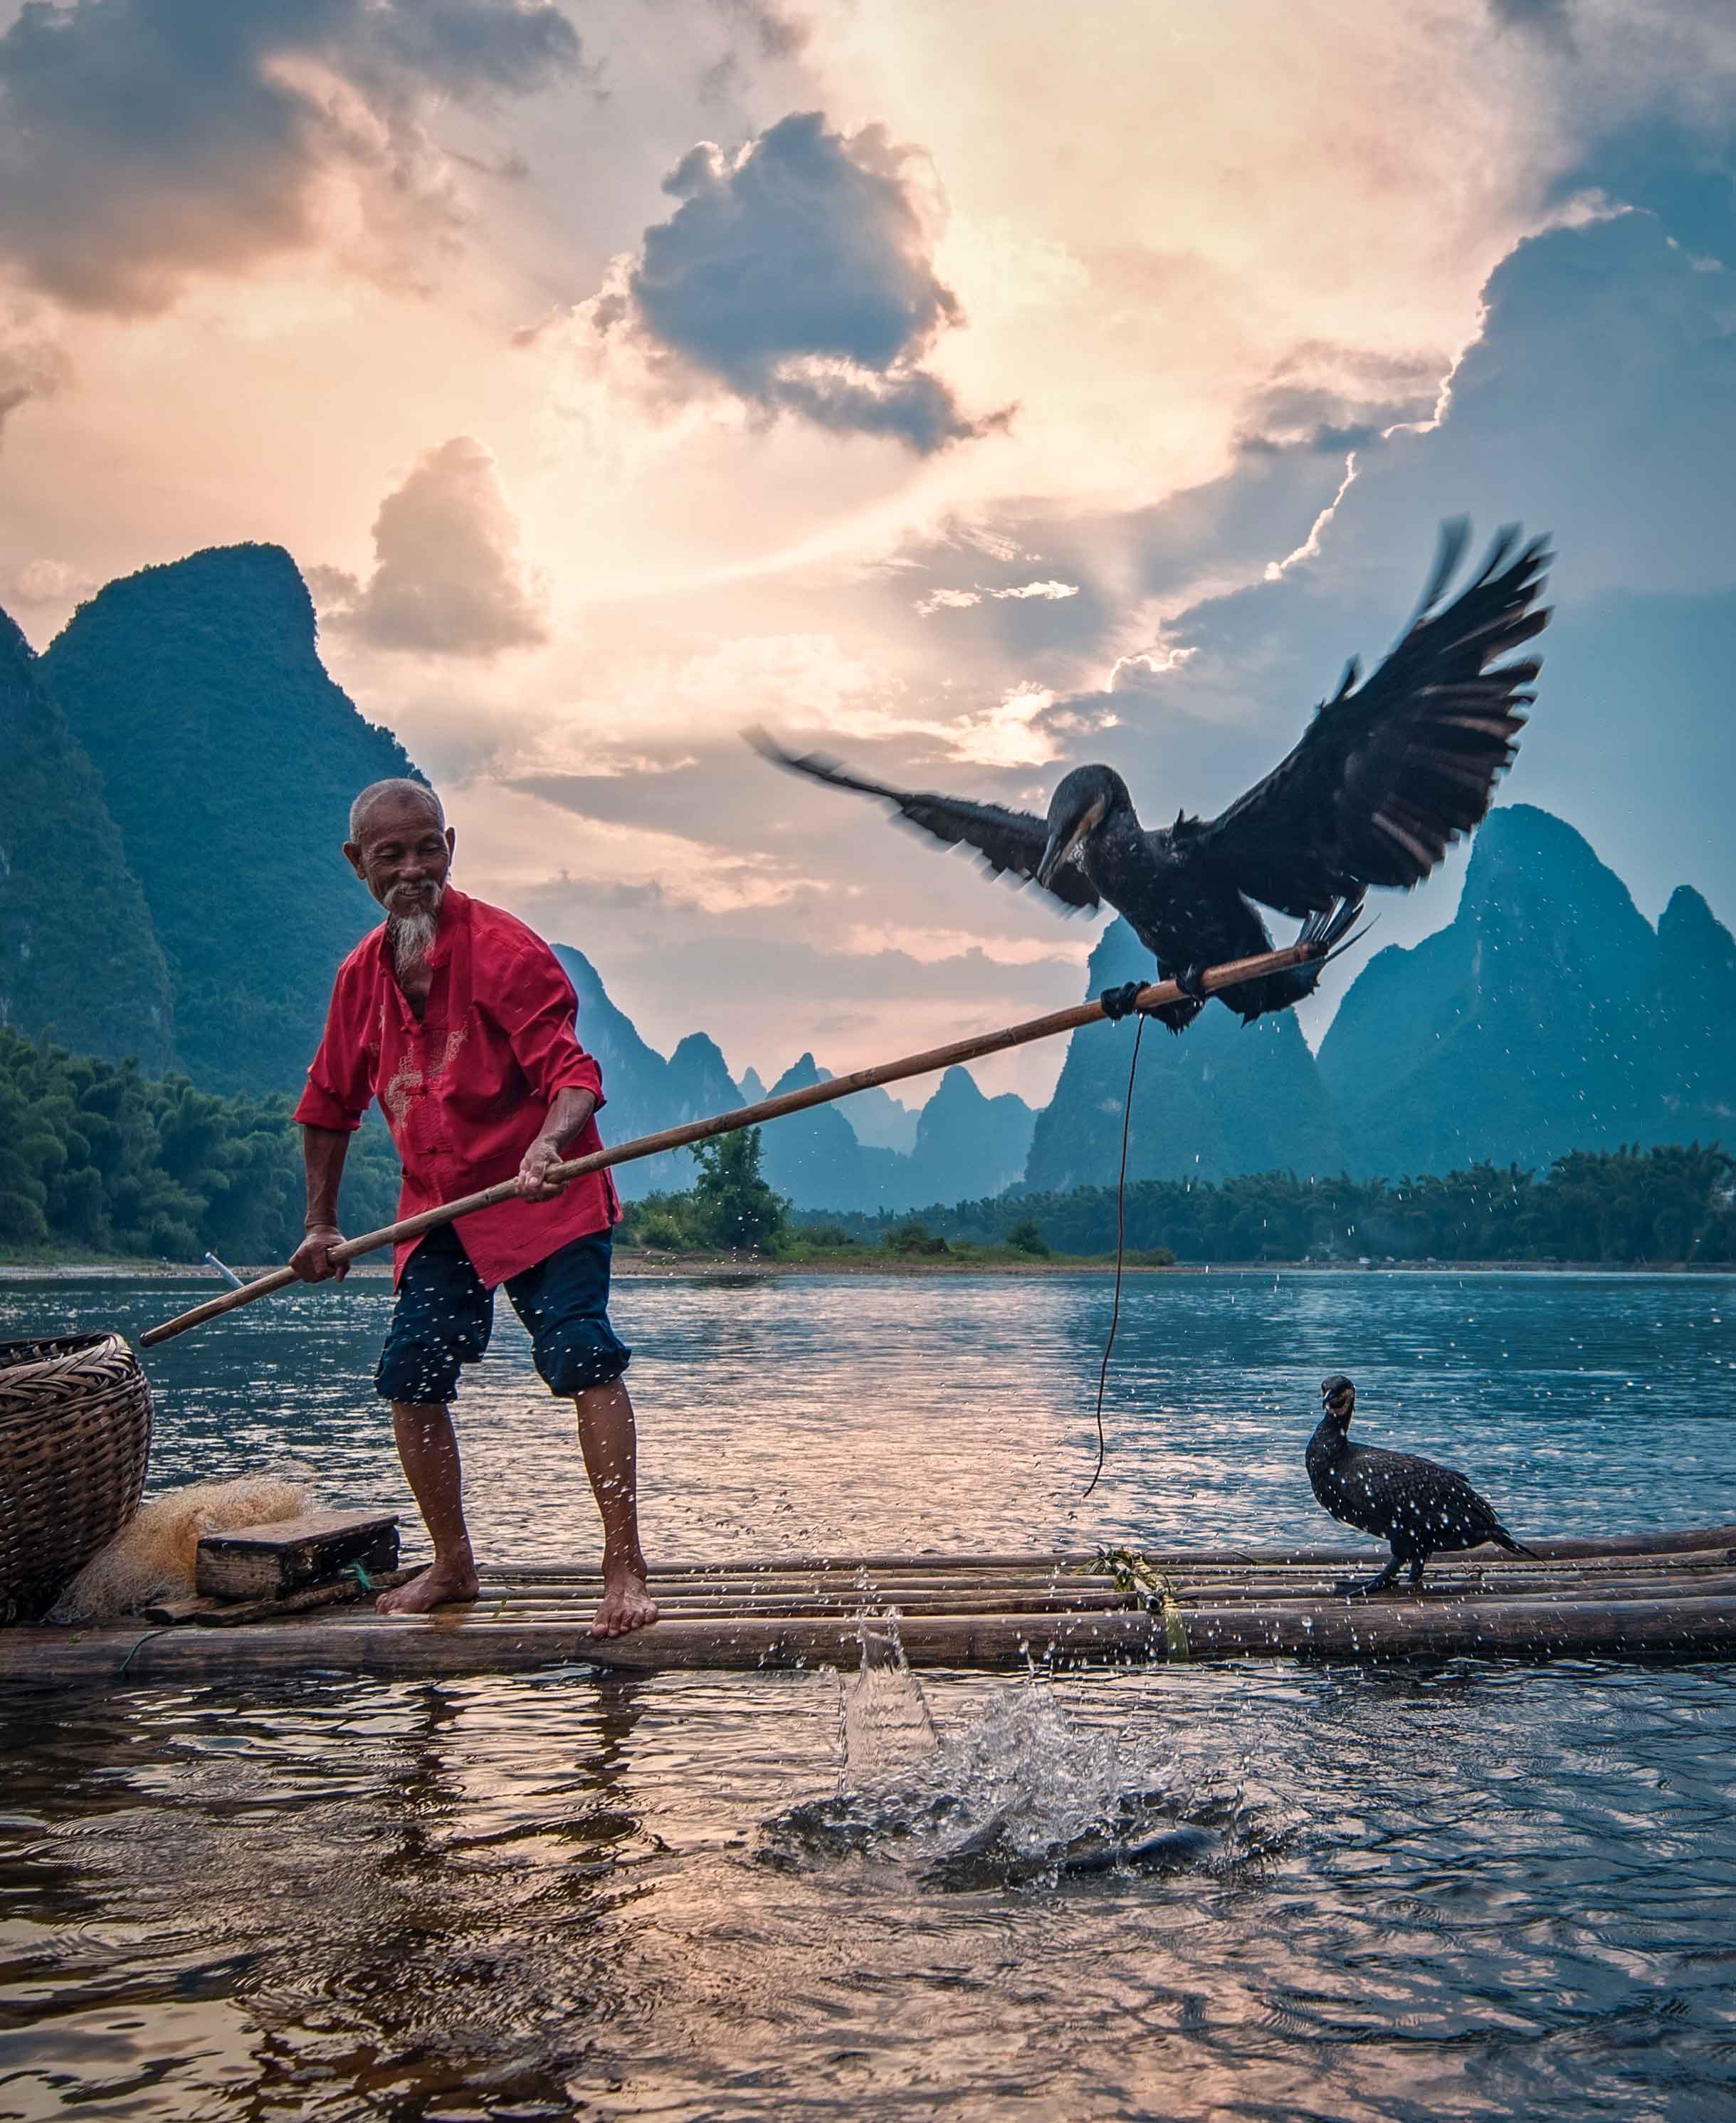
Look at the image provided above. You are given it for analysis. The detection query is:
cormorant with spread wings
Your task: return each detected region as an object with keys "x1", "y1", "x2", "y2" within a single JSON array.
[{"x1": 749, "y1": 522, "x2": 1550, "y2": 1032}]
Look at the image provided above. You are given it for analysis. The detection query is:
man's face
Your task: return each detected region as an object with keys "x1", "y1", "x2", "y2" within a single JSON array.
[{"x1": 344, "y1": 800, "x2": 454, "y2": 919}]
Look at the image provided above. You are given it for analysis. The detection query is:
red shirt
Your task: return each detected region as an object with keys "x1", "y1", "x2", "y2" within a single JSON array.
[{"x1": 293, "y1": 888, "x2": 620, "y2": 1287}]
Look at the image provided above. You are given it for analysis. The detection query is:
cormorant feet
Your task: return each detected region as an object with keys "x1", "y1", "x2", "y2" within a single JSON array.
[
  {"x1": 1177, "y1": 963, "x2": 1211, "y2": 1002},
  {"x1": 1098, "y1": 980, "x2": 1147, "y2": 1022},
  {"x1": 1333, "y1": 1572, "x2": 1400, "y2": 1598}
]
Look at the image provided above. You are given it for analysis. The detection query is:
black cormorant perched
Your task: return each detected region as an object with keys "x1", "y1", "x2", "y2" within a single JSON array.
[
  {"x1": 1307, "y1": 1375, "x2": 1537, "y2": 1595},
  {"x1": 750, "y1": 523, "x2": 1550, "y2": 1031}
]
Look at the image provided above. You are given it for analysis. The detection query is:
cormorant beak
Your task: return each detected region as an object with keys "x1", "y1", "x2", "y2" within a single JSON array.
[{"x1": 1036, "y1": 798, "x2": 1105, "y2": 889}]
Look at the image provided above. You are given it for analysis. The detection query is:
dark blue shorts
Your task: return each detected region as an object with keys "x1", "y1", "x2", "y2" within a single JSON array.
[{"x1": 375, "y1": 1223, "x2": 631, "y2": 1405}]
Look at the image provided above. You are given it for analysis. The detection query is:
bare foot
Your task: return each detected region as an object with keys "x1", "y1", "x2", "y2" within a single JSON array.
[
  {"x1": 376, "y1": 1553, "x2": 480, "y2": 1615},
  {"x1": 591, "y1": 1557, "x2": 658, "y2": 1639}
]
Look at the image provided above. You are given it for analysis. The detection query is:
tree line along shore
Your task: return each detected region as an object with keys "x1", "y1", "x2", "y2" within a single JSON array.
[{"x1": 4, "y1": 1028, "x2": 1734, "y2": 1274}]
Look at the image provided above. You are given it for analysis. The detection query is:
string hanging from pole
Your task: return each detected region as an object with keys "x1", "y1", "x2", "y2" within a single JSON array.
[{"x1": 1082, "y1": 1010, "x2": 1145, "y2": 1499}]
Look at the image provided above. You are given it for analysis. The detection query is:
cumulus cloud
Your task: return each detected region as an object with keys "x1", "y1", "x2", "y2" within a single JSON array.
[
  {"x1": 315, "y1": 436, "x2": 548, "y2": 656},
  {"x1": 1115, "y1": 210, "x2": 1736, "y2": 721},
  {"x1": 1332, "y1": 211, "x2": 1736, "y2": 597},
  {"x1": 1016, "y1": 203, "x2": 1736, "y2": 990},
  {"x1": 0, "y1": 329, "x2": 70, "y2": 439},
  {"x1": 0, "y1": 0, "x2": 581, "y2": 313},
  {"x1": 1236, "y1": 342, "x2": 1446, "y2": 454},
  {"x1": 596, "y1": 110, "x2": 1001, "y2": 452},
  {"x1": 6, "y1": 557, "x2": 96, "y2": 604}
]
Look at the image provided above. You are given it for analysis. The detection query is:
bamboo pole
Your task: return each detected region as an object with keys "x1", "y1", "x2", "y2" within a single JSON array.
[
  {"x1": 463, "y1": 1526, "x2": 1736, "y2": 1578},
  {"x1": 140, "y1": 939, "x2": 1318, "y2": 1348},
  {"x1": 12, "y1": 1591, "x2": 1736, "y2": 1685}
]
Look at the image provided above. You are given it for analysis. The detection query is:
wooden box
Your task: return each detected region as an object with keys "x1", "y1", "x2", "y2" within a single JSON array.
[{"x1": 196, "y1": 1509, "x2": 400, "y2": 1602}]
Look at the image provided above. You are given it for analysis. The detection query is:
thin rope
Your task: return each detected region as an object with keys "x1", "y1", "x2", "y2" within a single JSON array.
[
  {"x1": 1083, "y1": 1010, "x2": 1145, "y2": 1498},
  {"x1": 117, "y1": 1626, "x2": 175, "y2": 1677}
]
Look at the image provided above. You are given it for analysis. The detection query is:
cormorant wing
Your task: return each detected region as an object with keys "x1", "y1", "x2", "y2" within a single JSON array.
[
  {"x1": 746, "y1": 730, "x2": 1102, "y2": 913},
  {"x1": 1345, "y1": 1445, "x2": 1501, "y2": 1540},
  {"x1": 1192, "y1": 523, "x2": 1550, "y2": 918}
]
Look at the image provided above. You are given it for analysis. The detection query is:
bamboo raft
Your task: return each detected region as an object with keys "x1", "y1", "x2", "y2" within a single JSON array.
[{"x1": 8, "y1": 1524, "x2": 1735, "y2": 1688}]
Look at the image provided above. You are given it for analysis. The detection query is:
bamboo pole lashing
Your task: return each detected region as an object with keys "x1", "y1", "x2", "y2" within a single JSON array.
[{"x1": 140, "y1": 939, "x2": 1320, "y2": 1347}]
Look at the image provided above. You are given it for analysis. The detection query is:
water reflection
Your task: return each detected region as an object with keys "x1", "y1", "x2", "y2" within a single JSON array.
[
  {"x1": 4, "y1": 1268, "x2": 1732, "y2": 1566},
  {"x1": 0, "y1": 1669, "x2": 666, "y2": 2118},
  {"x1": 1, "y1": 1270, "x2": 1734, "y2": 2119},
  {"x1": 4, "y1": 1657, "x2": 1735, "y2": 2121}
]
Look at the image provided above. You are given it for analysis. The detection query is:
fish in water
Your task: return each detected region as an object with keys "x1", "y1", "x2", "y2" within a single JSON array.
[
  {"x1": 921, "y1": 1818, "x2": 1216, "y2": 1892},
  {"x1": 750, "y1": 521, "x2": 1549, "y2": 1032},
  {"x1": 1308, "y1": 1375, "x2": 1539, "y2": 1596}
]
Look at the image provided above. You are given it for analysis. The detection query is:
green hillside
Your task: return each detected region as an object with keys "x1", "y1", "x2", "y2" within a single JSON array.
[
  {"x1": 42, "y1": 545, "x2": 419, "y2": 1096},
  {"x1": 0, "y1": 609, "x2": 173, "y2": 1072},
  {"x1": 0, "y1": 1026, "x2": 399, "y2": 1260}
]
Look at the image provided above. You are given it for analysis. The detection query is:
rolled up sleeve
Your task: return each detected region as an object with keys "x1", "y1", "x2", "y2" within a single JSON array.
[
  {"x1": 292, "y1": 973, "x2": 374, "y2": 1133},
  {"x1": 496, "y1": 945, "x2": 606, "y2": 1111}
]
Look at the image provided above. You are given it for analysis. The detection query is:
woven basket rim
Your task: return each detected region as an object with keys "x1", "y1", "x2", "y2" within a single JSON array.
[{"x1": 1, "y1": 1329, "x2": 131, "y2": 1368}]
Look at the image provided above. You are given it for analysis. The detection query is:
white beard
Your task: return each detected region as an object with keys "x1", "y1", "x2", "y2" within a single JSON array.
[{"x1": 386, "y1": 891, "x2": 441, "y2": 980}]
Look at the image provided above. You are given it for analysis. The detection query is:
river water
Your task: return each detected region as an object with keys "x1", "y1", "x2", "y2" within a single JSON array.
[{"x1": 2, "y1": 1268, "x2": 1734, "y2": 2121}]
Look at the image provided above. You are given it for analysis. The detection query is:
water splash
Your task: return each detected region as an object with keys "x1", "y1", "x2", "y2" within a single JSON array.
[
  {"x1": 836, "y1": 1611, "x2": 940, "y2": 1788},
  {"x1": 769, "y1": 1640, "x2": 1256, "y2": 1891}
]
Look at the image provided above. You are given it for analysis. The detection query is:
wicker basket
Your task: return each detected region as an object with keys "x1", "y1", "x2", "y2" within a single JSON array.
[{"x1": 0, "y1": 1332, "x2": 152, "y2": 1623}]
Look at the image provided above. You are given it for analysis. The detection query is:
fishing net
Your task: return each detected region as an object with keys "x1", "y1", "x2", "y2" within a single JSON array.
[{"x1": 48, "y1": 1473, "x2": 314, "y2": 1623}]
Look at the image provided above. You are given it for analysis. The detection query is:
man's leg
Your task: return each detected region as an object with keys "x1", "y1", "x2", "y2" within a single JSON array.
[
  {"x1": 372, "y1": 1227, "x2": 492, "y2": 1615},
  {"x1": 507, "y1": 1232, "x2": 657, "y2": 1640},
  {"x1": 573, "y1": 1378, "x2": 658, "y2": 1638},
  {"x1": 375, "y1": 1400, "x2": 483, "y2": 1614}
]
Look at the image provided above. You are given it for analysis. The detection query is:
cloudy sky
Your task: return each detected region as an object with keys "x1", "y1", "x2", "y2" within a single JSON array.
[{"x1": 4, "y1": 0, "x2": 1735, "y2": 1099}]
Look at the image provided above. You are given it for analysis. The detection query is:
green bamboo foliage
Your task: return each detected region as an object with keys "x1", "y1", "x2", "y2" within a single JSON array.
[{"x1": 0, "y1": 1029, "x2": 400, "y2": 1260}]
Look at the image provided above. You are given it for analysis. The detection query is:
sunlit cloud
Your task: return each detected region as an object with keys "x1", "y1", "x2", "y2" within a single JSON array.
[
  {"x1": 840, "y1": 921, "x2": 1090, "y2": 967},
  {"x1": 461, "y1": 782, "x2": 821, "y2": 916},
  {"x1": 6, "y1": 556, "x2": 95, "y2": 606},
  {"x1": 314, "y1": 436, "x2": 547, "y2": 656},
  {"x1": 0, "y1": 0, "x2": 582, "y2": 313},
  {"x1": 915, "y1": 577, "x2": 1078, "y2": 615},
  {"x1": 1263, "y1": 451, "x2": 1362, "y2": 580}
]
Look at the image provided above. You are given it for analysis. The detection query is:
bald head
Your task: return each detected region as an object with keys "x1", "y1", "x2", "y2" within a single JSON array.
[
  {"x1": 344, "y1": 780, "x2": 455, "y2": 943},
  {"x1": 349, "y1": 778, "x2": 443, "y2": 844}
]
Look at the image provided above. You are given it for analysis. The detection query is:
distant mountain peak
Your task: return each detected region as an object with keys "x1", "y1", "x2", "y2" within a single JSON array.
[
  {"x1": 1462, "y1": 804, "x2": 1646, "y2": 921},
  {"x1": 1659, "y1": 883, "x2": 1731, "y2": 953},
  {"x1": 772, "y1": 1053, "x2": 824, "y2": 1094},
  {"x1": 670, "y1": 1030, "x2": 731, "y2": 1071},
  {"x1": 42, "y1": 546, "x2": 419, "y2": 1093},
  {"x1": 68, "y1": 542, "x2": 317, "y2": 644},
  {"x1": 928, "y1": 1064, "x2": 988, "y2": 1111}
]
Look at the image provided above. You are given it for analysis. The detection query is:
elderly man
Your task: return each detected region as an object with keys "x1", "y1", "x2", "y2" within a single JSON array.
[{"x1": 288, "y1": 778, "x2": 657, "y2": 1638}]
